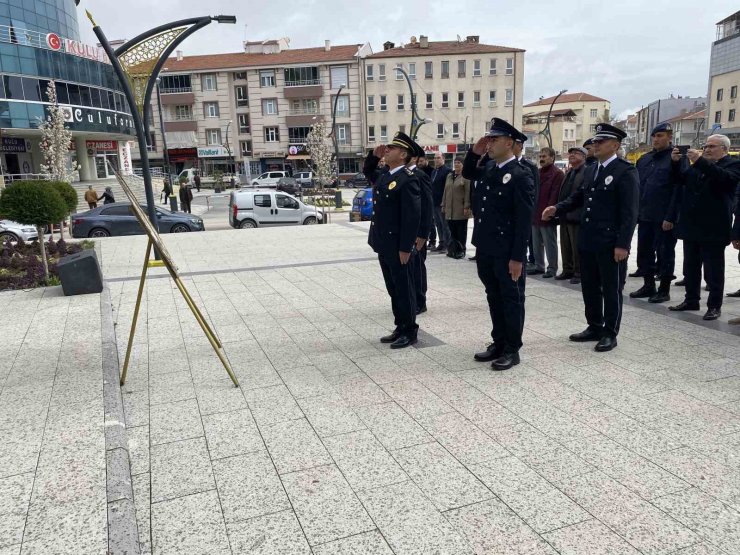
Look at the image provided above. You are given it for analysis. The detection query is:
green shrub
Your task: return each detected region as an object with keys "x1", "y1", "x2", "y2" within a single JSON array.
[{"x1": 49, "y1": 181, "x2": 78, "y2": 214}]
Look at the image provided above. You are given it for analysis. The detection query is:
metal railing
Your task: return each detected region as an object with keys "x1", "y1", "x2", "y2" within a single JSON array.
[
  {"x1": 288, "y1": 108, "x2": 320, "y2": 116},
  {"x1": 284, "y1": 79, "x2": 321, "y2": 87},
  {"x1": 160, "y1": 86, "x2": 193, "y2": 94}
]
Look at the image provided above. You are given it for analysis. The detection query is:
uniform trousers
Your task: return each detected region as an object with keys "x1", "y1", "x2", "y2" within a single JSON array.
[
  {"x1": 378, "y1": 252, "x2": 418, "y2": 335},
  {"x1": 560, "y1": 223, "x2": 580, "y2": 276},
  {"x1": 635, "y1": 221, "x2": 677, "y2": 281},
  {"x1": 683, "y1": 240, "x2": 725, "y2": 309},
  {"x1": 579, "y1": 248, "x2": 628, "y2": 338},
  {"x1": 476, "y1": 253, "x2": 525, "y2": 353},
  {"x1": 410, "y1": 245, "x2": 428, "y2": 309}
]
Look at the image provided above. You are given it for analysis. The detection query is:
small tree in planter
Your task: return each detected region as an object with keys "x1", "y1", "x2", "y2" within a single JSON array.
[{"x1": 0, "y1": 180, "x2": 68, "y2": 281}]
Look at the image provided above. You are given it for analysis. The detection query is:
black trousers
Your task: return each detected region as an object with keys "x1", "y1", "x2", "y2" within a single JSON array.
[
  {"x1": 378, "y1": 252, "x2": 418, "y2": 335},
  {"x1": 580, "y1": 248, "x2": 628, "y2": 338},
  {"x1": 527, "y1": 232, "x2": 535, "y2": 264},
  {"x1": 410, "y1": 245, "x2": 428, "y2": 309},
  {"x1": 635, "y1": 221, "x2": 677, "y2": 281},
  {"x1": 476, "y1": 253, "x2": 525, "y2": 353},
  {"x1": 181, "y1": 200, "x2": 191, "y2": 213},
  {"x1": 447, "y1": 219, "x2": 468, "y2": 254},
  {"x1": 683, "y1": 240, "x2": 726, "y2": 309}
]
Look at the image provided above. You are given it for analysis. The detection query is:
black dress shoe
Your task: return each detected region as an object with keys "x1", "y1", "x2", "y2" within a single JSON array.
[
  {"x1": 468, "y1": 255, "x2": 478, "y2": 261},
  {"x1": 595, "y1": 336, "x2": 617, "y2": 352},
  {"x1": 474, "y1": 343, "x2": 504, "y2": 362},
  {"x1": 629, "y1": 270, "x2": 647, "y2": 278},
  {"x1": 542, "y1": 270, "x2": 555, "y2": 278},
  {"x1": 555, "y1": 272, "x2": 573, "y2": 280},
  {"x1": 648, "y1": 291, "x2": 670, "y2": 303},
  {"x1": 416, "y1": 305, "x2": 427, "y2": 315},
  {"x1": 427, "y1": 242, "x2": 436, "y2": 250},
  {"x1": 569, "y1": 328, "x2": 602, "y2": 342},
  {"x1": 432, "y1": 245, "x2": 446, "y2": 253},
  {"x1": 727, "y1": 289, "x2": 740, "y2": 298},
  {"x1": 675, "y1": 279, "x2": 685, "y2": 286},
  {"x1": 669, "y1": 301, "x2": 700, "y2": 312},
  {"x1": 630, "y1": 285, "x2": 657, "y2": 298},
  {"x1": 569, "y1": 276, "x2": 581, "y2": 284},
  {"x1": 704, "y1": 285, "x2": 710, "y2": 292},
  {"x1": 491, "y1": 352, "x2": 520, "y2": 371},
  {"x1": 527, "y1": 268, "x2": 544, "y2": 276},
  {"x1": 703, "y1": 308, "x2": 721, "y2": 321},
  {"x1": 390, "y1": 335, "x2": 418, "y2": 349},
  {"x1": 380, "y1": 330, "x2": 401, "y2": 343}
]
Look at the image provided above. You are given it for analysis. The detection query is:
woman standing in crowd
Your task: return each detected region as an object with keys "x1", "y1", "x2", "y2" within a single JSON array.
[{"x1": 441, "y1": 157, "x2": 471, "y2": 258}]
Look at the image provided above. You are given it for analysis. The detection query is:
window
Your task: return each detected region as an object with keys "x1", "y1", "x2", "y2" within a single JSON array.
[
  {"x1": 204, "y1": 102, "x2": 219, "y2": 118},
  {"x1": 716, "y1": 88, "x2": 723, "y2": 101},
  {"x1": 233, "y1": 71, "x2": 247, "y2": 80},
  {"x1": 367, "y1": 95, "x2": 375, "y2": 112},
  {"x1": 589, "y1": 124, "x2": 597, "y2": 133},
  {"x1": 457, "y1": 92, "x2": 464, "y2": 108},
  {"x1": 506, "y1": 58, "x2": 514, "y2": 75},
  {"x1": 284, "y1": 67, "x2": 319, "y2": 86},
  {"x1": 380, "y1": 125, "x2": 388, "y2": 141},
  {"x1": 729, "y1": 109, "x2": 736, "y2": 122},
  {"x1": 201, "y1": 74, "x2": 217, "y2": 91},
  {"x1": 260, "y1": 70, "x2": 276, "y2": 87},
  {"x1": 441, "y1": 61, "x2": 449, "y2": 78},
  {"x1": 174, "y1": 105, "x2": 191, "y2": 120},
  {"x1": 330, "y1": 66, "x2": 348, "y2": 89},
  {"x1": 731, "y1": 86, "x2": 738, "y2": 99},
  {"x1": 408, "y1": 62, "x2": 416, "y2": 79},
  {"x1": 235, "y1": 85, "x2": 248, "y2": 107},
  {"x1": 206, "y1": 129, "x2": 221, "y2": 145},
  {"x1": 238, "y1": 113, "x2": 250, "y2": 134},
  {"x1": 425, "y1": 93, "x2": 433, "y2": 109},
  {"x1": 473, "y1": 60, "x2": 481, "y2": 77},
  {"x1": 437, "y1": 123, "x2": 444, "y2": 138},
  {"x1": 395, "y1": 63, "x2": 404, "y2": 80},
  {"x1": 489, "y1": 90, "x2": 497, "y2": 104},
  {"x1": 458, "y1": 60, "x2": 466, "y2": 78},
  {"x1": 288, "y1": 127, "x2": 311, "y2": 142},
  {"x1": 277, "y1": 194, "x2": 299, "y2": 209},
  {"x1": 264, "y1": 126, "x2": 280, "y2": 142},
  {"x1": 590, "y1": 109, "x2": 598, "y2": 118},
  {"x1": 289, "y1": 98, "x2": 317, "y2": 115},
  {"x1": 378, "y1": 64, "x2": 386, "y2": 81},
  {"x1": 332, "y1": 95, "x2": 349, "y2": 117},
  {"x1": 368, "y1": 125, "x2": 376, "y2": 142},
  {"x1": 366, "y1": 64, "x2": 374, "y2": 81},
  {"x1": 397, "y1": 94, "x2": 404, "y2": 110},
  {"x1": 489, "y1": 59, "x2": 497, "y2": 75},
  {"x1": 239, "y1": 140, "x2": 252, "y2": 156},
  {"x1": 262, "y1": 98, "x2": 278, "y2": 115},
  {"x1": 473, "y1": 91, "x2": 480, "y2": 107},
  {"x1": 101, "y1": 205, "x2": 134, "y2": 216},
  {"x1": 379, "y1": 95, "x2": 387, "y2": 111},
  {"x1": 452, "y1": 123, "x2": 460, "y2": 138},
  {"x1": 160, "y1": 74, "x2": 191, "y2": 93},
  {"x1": 336, "y1": 124, "x2": 350, "y2": 145},
  {"x1": 254, "y1": 194, "x2": 271, "y2": 207},
  {"x1": 425, "y1": 61, "x2": 433, "y2": 79},
  {"x1": 442, "y1": 92, "x2": 449, "y2": 108},
  {"x1": 505, "y1": 89, "x2": 513, "y2": 106}
]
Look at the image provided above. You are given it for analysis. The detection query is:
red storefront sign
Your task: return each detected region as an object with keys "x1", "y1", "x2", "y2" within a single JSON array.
[
  {"x1": 168, "y1": 148, "x2": 198, "y2": 162},
  {"x1": 86, "y1": 140, "x2": 118, "y2": 151}
]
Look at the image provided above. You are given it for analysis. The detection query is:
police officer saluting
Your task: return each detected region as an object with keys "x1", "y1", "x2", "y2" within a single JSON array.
[
  {"x1": 463, "y1": 118, "x2": 535, "y2": 370},
  {"x1": 368, "y1": 132, "x2": 421, "y2": 348},
  {"x1": 543, "y1": 123, "x2": 639, "y2": 352},
  {"x1": 408, "y1": 143, "x2": 434, "y2": 314}
]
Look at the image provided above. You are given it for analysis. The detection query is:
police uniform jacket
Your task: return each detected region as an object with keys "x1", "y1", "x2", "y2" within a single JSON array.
[
  {"x1": 733, "y1": 182, "x2": 740, "y2": 242},
  {"x1": 636, "y1": 147, "x2": 681, "y2": 222},
  {"x1": 363, "y1": 154, "x2": 386, "y2": 187},
  {"x1": 463, "y1": 152, "x2": 535, "y2": 262},
  {"x1": 555, "y1": 157, "x2": 639, "y2": 252},
  {"x1": 413, "y1": 167, "x2": 434, "y2": 239},
  {"x1": 368, "y1": 167, "x2": 421, "y2": 255},
  {"x1": 671, "y1": 155, "x2": 740, "y2": 245}
]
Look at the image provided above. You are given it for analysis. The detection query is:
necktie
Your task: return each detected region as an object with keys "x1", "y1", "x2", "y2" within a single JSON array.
[{"x1": 594, "y1": 164, "x2": 602, "y2": 184}]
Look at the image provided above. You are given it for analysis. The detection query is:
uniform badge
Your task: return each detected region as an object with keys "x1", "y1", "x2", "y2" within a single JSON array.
[
  {"x1": 502, "y1": 173, "x2": 511, "y2": 184},
  {"x1": 388, "y1": 181, "x2": 397, "y2": 190},
  {"x1": 605, "y1": 176, "x2": 613, "y2": 185}
]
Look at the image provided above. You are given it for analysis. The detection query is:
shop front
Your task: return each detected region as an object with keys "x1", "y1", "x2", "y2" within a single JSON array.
[
  {"x1": 197, "y1": 146, "x2": 236, "y2": 176},
  {"x1": 1, "y1": 138, "x2": 35, "y2": 177},
  {"x1": 168, "y1": 147, "x2": 198, "y2": 175},
  {"x1": 285, "y1": 144, "x2": 310, "y2": 174}
]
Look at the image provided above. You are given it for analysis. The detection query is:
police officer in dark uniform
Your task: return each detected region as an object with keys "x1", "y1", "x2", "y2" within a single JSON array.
[
  {"x1": 408, "y1": 143, "x2": 434, "y2": 314},
  {"x1": 363, "y1": 146, "x2": 387, "y2": 186},
  {"x1": 368, "y1": 132, "x2": 421, "y2": 348},
  {"x1": 629, "y1": 122, "x2": 684, "y2": 303},
  {"x1": 583, "y1": 138, "x2": 597, "y2": 166},
  {"x1": 543, "y1": 124, "x2": 639, "y2": 352},
  {"x1": 463, "y1": 119, "x2": 535, "y2": 370}
]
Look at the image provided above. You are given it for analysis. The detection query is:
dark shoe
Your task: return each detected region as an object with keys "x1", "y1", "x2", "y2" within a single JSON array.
[
  {"x1": 432, "y1": 245, "x2": 446, "y2": 253},
  {"x1": 527, "y1": 268, "x2": 544, "y2": 276},
  {"x1": 729, "y1": 316, "x2": 740, "y2": 325},
  {"x1": 703, "y1": 308, "x2": 721, "y2": 321},
  {"x1": 669, "y1": 301, "x2": 700, "y2": 312},
  {"x1": 648, "y1": 291, "x2": 670, "y2": 303},
  {"x1": 427, "y1": 242, "x2": 436, "y2": 250},
  {"x1": 628, "y1": 270, "x2": 647, "y2": 278},
  {"x1": 541, "y1": 270, "x2": 555, "y2": 279},
  {"x1": 569, "y1": 276, "x2": 581, "y2": 284},
  {"x1": 416, "y1": 305, "x2": 427, "y2": 315},
  {"x1": 726, "y1": 289, "x2": 740, "y2": 298},
  {"x1": 474, "y1": 343, "x2": 504, "y2": 362},
  {"x1": 595, "y1": 336, "x2": 617, "y2": 352},
  {"x1": 704, "y1": 285, "x2": 710, "y2": 292},
  {"x1": 526, "y1": 262, "x2": 537, "y2": 272},
  {"x1": 555, "y1": 272, "x2": 573, "y2": 281},
  {"x1": 675, "y1": 279, "x2": 685, "y2": 286},
  {"x1": 491, "y1": 352, "x2": 520, "y2": 371},
  {"x1": 380, "y1": 330, "x2": 401, "y2": 343},
  {"x1": 468, "y1": 255, "x2": 478, "y2": 261},
  {"x1": 569, "y1": 328, "x2": 602, "y2": 342},
  {"x1": 629, "y1": 285, "x2": 657, "y2": 298},
  {"x1": 390, "y1": 335, "x2": 418, "y2": 349}
]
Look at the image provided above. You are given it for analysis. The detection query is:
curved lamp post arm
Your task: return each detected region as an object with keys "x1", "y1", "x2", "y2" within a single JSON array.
[
  {"x1": 395, "y1": 66, "x2": 428, "y2": 140},
  {"x1": 330, "y1": 85, "x2": 345, "y2": 168},
  {"x1": 540, "y1": 89, "x2": 567, "y2": 150}
]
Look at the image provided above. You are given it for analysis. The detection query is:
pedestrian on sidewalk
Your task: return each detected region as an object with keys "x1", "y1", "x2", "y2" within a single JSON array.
[
  {"x1": 429, "y1": 153, "x2": 452, "y2": 252},
  {"x1": 179, "y1": 183, "x2": 193, "y2": 213},
  {"x1": 161, "y1": 176, "x2": 172, "y2": 204},
  {"x1": 441, "y1": 157, "x2": 471, "y2": 259},
  {"x1": 556, "y1": 147, "x2": 587, "y2": 284},
  {"x1": 84, "y1": 185, "x2": 98, "y2": 209},
  {"x1": 530, "y1": 147, "x2": 564, "y2": 278},
  {"x1": 99, "y1": 186, "x2": 115, "y2": 205},
  {"x1": 194, "y1": 172, "x2": 201, "y2": 192}
]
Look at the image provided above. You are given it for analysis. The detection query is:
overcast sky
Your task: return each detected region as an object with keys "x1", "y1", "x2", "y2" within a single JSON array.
[{"x1": 79, "y1": 0, "x2": 738, "y2": 119}]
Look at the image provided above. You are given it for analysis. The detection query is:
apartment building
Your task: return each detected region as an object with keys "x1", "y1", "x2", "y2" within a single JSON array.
[
  {"x1": 523, "y1": 92, "x2": 610, "y2": 149},
  {"x1": 634, "y1": 95, "x2": 707, "y2": 146},
  {"x1": 521, "y1": 109, "x2": 578, "y2": 156},
  {"x1": 667, "y1": 108, "x2": 707, "y2": 147},
  {"x1": 363, "y1": 35, "x2": 525, "y2": 158},
  {"x1": 707, "y1": 10, "x2": 740, "y2": 148},
  {"x1": 133, "y1": 39, "x2": 372, "y2": 177}
]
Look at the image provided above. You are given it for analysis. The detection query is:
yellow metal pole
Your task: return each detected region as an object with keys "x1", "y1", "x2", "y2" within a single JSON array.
[
  {"x1": 173, "y1": 276, "x2": 239, "y2": 387},
  {"x1": 120, "y1": 240, "x2": 152, "y2": 386}
]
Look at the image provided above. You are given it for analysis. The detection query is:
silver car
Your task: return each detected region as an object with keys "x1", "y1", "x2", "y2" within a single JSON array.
[
  {"x1": 229, "y1": 189, "x2": 322, "y2": 229},
  {"x1": 0, "y1": 220, "x2": 39, "y2": 242}
]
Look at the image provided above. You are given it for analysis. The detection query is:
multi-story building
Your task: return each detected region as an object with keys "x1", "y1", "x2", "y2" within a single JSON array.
[
  {"x1": 667, "y1": 108, "x2": 707, "y2": 147},
  {"x1": 634, "y1": 95, "x2": 706, "y2": 145},
  {"x1": 523, "y1": 92, "x2": 610, "y2": 149},
  {"x1": 0, "y1": 0, "x2": 135, "y2": 182},
  {"x1": 707, "y1": 10, "x2": 740, "y2": 148},
  {"x1": 134, "y1": 39, "x2": 372, "y2": 178},
  {"x1": 363, "y1": 35, "x2": 525, "y2": 159},
  {"x1": 521, "y1": 109, "x2": 577, "y2": 156}
]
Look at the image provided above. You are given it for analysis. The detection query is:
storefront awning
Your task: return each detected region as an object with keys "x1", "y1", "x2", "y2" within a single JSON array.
[
  {"x1": 165, "y1": 131, "x2": 197, "y2": 149},
  {"x1": 286, "y1": 155, "x2": 311, "y2": 160}
]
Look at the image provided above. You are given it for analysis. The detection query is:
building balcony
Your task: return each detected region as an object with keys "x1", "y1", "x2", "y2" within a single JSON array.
[
  {"x1": 284, "y1": 86, "x2": 323, "y2": 99},
  {"x1": 160, "y1": 92, "x2": 195, "y2": 105},
  {"x1": 164, "y1": 120, "x2": 197, "y2": 132},
  {"x1": 286, "y1": 114, "x2": 325, "y2": 126},
  {"x1": 284, "y1": 79, "x2": 321, "y2": 87},
  {"x1": 160, "y1": 86, "x2": 193, "y2": 94}
]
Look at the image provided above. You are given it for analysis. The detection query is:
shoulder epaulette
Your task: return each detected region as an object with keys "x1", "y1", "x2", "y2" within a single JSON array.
[{"x1": 405, "y1": 168, "x2": 414, "y2": 175}]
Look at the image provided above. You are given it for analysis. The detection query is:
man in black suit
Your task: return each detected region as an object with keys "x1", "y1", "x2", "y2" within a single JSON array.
[
  {"x1": 368, "y1": 132, "x2": 421, "y2": 348},
  {"x1": 513, "y1": 137, "x2": 539, "y2": 270},
  {"x1": 543, "y1": 123, "x2": 639, "y2": 352},
  {"x1": 428, "y1": 152, "x2": 452, "y2": 252},
  {"x1": 408, "y1": 142, "x2": 434, "y2": 314}
]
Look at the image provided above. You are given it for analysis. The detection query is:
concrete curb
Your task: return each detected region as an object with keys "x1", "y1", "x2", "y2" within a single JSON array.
[{"x1": 100, "y1": 283, "x2": 141, "y2": 555}]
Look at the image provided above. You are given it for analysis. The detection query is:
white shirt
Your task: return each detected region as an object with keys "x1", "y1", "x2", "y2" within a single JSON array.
[
  {"x1": 599, "y1": 154, "x2": 618, "y2": 169},
  {"x1": 388, "y1": 165, "x2": 405, "y2": 175},
  {"x1": 497, "y1": 155, "x2": 516, "y2": 169},
  {"x1": 407, "y1": 164, "x2": 417, "y2": 171}
]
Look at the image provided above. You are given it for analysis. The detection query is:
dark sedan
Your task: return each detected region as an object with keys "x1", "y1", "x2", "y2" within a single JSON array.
[
  {"x1": 345, "y1": 173, "x2": 368, "y2": 188},
  {"x1": 275, "y1": 177, "x2": 301, "y2": 195},
  {"x1": 71, "y1": 203, "x2": 204, "y2": 238}
]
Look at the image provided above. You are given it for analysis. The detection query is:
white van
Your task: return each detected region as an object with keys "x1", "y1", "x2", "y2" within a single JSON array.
[
  {"x1": 177, "y1": 168, "x2": 198, "y2": 184},
  {"x1": 229, "y1": 190, "x2": 323, "y2": 229},
  {"x1": 251, "y1": 171, "x2": 288, "y2": 188}
]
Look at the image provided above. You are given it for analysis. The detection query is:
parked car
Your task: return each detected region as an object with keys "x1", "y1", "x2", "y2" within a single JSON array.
[
  {"x1": 294, "y1": 171, "x2": 314, "y2": 188},
  {"x1": 71, "y1": 203, "x2": 204, "y2": 238},
  {"x1": 350, "y1": 188, "x2": 373, "y2": 221},
  {"x1": 345, "y1": 173, "x2": 369, "y2": 188},
  {"x1": 0, "y1": 219, "x2": 38, "y2": 242},
  {"x1": 229, "y1": 190, "x2": 322, "y2": 229},
  {"x1": 276, "y1": 177, "x2": 301, "y2": 195},
  {"x1": 251, "y1": 171, "x2": 288, "y2": 188}
]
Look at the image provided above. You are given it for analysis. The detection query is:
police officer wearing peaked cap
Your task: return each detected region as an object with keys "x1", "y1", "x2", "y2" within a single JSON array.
[
  {"x1": 367, "y1": 131, "x2": 422, "y2": 349},
  {"x1": 463, "y1": 118, "x2": 535, "y2": 370},
  {"x1": 543, "y1": 123, "x2": 639, "y2": 352},
  {"x1": 407, "y1": 141, "x2": 434, "y2": 314},
  {"x1": 583, "y1": 138, "x2": 597, "y2": 166}
]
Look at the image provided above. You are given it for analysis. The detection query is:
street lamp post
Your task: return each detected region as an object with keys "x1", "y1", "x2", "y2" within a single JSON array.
[
  {"x1": 463, "y1": 115, "x2": 470, "y2": 145},
  {"x1": 541, "y1": 89, "x2": 568, "y2": 150},
  {"x1": 224, "y1": 119, "x2": 234, "y2": 186},
  {"x1": 155, "y1": 77, "x2": 171, "y2": 184},
  {"x1": 330, "y1": 84, "x2": 345, "y2": 171},
  {"x1": 395, "y1": 67, "x2": 430, "y2": 140}
]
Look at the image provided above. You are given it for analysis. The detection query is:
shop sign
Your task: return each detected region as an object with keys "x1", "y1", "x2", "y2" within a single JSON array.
[
  {"x1": 1, "y1": 137, "x2": 30, "y2": 153},
  {"x1": 168, "y1": 148, "x2": 198, "y2": 157},
  {"x1": 46, "y1": 33, "x2": 62, "y2": 51},
  {"x1": 58, "y1": 105, "x2": 135, "y2": 135},
  {"x1": 86, "y1": 140, "x2": 118, "y2": 151},
  {"x1": 64, "y1": 38, "x2": 107, "y2": 63},
  {"x1": 288, "y1": 144, "x2": 308, "y2": 155},
  {"x1": 197, "y1": 146, "x2": 229, "y2": 158}
]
